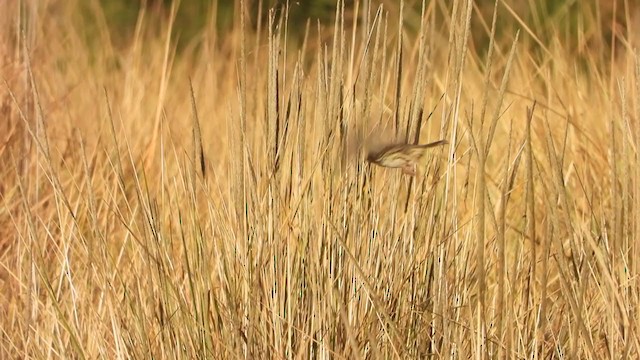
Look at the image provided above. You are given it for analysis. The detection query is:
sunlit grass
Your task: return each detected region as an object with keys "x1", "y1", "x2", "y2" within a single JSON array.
[{"x1": 1, "y1": 0, "x2": 640, "y2": 358}]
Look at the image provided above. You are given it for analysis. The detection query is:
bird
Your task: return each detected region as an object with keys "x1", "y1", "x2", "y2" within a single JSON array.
[{"x1": 366, "y1": 139, "x2": 448, "y2": 175}]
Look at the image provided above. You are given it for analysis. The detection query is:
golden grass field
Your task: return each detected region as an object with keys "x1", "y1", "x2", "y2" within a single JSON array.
[{"x1": 2, "y1": 0, "x2": 640, "y2": 358}]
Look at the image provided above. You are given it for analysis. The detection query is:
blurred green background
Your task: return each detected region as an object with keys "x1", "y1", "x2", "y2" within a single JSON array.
[{"x1": 88, "y1": 0, "x2": 637, "y2": 57}]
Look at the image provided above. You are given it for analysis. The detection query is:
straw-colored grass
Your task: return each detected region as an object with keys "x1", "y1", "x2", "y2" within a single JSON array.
[{"x1": 2, "y1": 0, "x2": 640, "y2": 358}]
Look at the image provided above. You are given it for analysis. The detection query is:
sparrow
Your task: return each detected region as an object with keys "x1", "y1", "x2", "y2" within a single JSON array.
[{"x1": 366, "y1": 139, "x2": 448, "y2": 175}]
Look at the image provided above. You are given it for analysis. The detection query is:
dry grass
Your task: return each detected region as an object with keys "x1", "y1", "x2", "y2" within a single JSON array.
[{"x1": 2, "y1": 0, "x2": 640, "y2": 358}]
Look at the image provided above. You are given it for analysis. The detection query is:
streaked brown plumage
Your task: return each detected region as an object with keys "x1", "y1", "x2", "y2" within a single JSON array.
[{"x1": 366, "y1": 139, "x2": 448, "y2": 175}]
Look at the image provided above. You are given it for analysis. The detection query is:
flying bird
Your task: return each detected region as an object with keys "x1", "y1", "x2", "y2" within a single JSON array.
[{"x1": 366, "y1": 139, "x2": 448, "y2": 175}]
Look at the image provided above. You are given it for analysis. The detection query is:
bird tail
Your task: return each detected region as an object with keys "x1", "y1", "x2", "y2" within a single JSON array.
[
  {"x1": 414, "y1": 139, "x2": 448, "y2": 172},
  {"x1": 420, "y1": 139, "x2": 448, "y2": 149}
]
